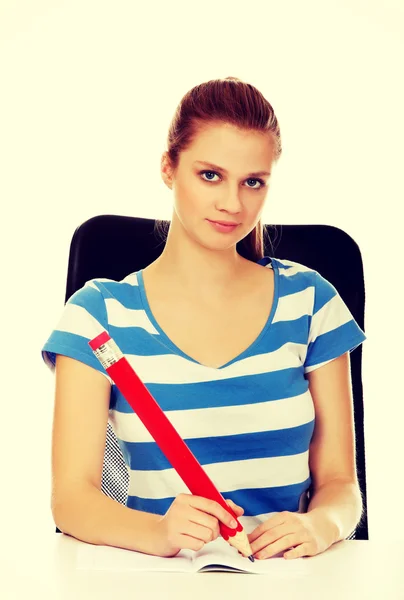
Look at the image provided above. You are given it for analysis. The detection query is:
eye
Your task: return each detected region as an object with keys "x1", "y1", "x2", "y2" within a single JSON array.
[
  {"x1": 200, "y1": 170, "x2": 220, "y2": 182},
  {"x1": 245, "y1": 177, "x2": 266, "y2": 190},
  {"x1": 199, "y1": 170, "x2": 266, "y2": 190}
]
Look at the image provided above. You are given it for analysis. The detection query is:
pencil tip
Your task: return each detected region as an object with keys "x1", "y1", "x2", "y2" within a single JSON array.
[{"x1": 248, "y1": 555, "x2": 255, "y2": 562}]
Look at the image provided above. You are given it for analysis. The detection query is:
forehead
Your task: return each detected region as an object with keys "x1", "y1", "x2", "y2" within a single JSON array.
[{"x1": 185, "y1": 122, "x2": 275, "y2": 167}]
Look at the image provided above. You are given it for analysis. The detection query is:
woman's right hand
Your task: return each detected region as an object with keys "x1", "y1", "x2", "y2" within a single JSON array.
[{"x1": 152, "y1": 493, "x2": 244, "y2": 557}]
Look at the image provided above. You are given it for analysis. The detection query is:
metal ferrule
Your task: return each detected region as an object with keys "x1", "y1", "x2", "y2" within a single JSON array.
[{"x1": 93, "y1": 338, "x2": 123, "y2": 369}]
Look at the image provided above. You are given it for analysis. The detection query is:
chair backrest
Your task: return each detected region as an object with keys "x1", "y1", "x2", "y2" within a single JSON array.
[{"x1": 56, "y1": 215, "x2": 368, "y2": 539}]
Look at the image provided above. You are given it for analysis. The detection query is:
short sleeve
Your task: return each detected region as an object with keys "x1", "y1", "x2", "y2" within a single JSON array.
[
  {"x1": 41, "y1": 279, "x2": 113, "y2": 384},
  {"x1": 304, "y1": 270, "x2": 367, "y2": 375}
]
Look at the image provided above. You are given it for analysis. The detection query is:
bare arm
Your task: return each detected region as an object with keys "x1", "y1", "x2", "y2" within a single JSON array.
[{"x1": 52, "y1": 354, "x2": 161, "y2": 554}]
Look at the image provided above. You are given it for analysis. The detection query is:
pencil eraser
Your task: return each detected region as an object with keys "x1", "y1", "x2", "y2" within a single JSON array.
[{"x1": 88, "y1": 330, "x2": 111, "y2": 351}]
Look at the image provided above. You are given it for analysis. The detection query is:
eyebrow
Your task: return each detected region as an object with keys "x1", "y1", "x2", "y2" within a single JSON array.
[{"x1": 194, "y1": 161, "x2": 271, "y2": 177}]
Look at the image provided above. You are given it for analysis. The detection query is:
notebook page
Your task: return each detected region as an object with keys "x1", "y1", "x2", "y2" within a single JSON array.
[
  {"x1": 76, "y1": 542, "x2": 194, "y2": 573},
  {"x1": 192, "y1": 538, "x2": 309, "y2": 575}
]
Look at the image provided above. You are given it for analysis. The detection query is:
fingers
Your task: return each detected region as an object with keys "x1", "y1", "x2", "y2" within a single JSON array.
[
  {"x1": 176, "y1": 534, "x2": 206, "y2": 552},
  {"x1": 182, "y1": 521, "x2": 218, "y2": 544},
  {"x1": 165, "y1": 494, "x2": 242, "y2": 555},
  {"x1": 226, "y1": 499, "x2": 244, "y2": 516},
  {"x1": 186, "y1": 510, "x2": 220, "y2": 540},
  {"x1": 188, "y1": 495, "x2": 238, "y2": 528}
]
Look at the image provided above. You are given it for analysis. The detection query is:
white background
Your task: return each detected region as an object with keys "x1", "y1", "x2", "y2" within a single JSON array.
[{"x1": 0, "y1": 0, "x2": 403, "y2": 547}]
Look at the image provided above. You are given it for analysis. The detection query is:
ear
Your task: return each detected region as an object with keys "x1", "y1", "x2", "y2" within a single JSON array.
[{"x1": 161, "y1": 152, "x2": 174, "y2": 189}]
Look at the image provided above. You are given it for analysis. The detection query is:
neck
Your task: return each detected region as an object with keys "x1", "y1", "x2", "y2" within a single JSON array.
[{"x1": 150, "y1": 217, "x2": 251, "y2": 300}]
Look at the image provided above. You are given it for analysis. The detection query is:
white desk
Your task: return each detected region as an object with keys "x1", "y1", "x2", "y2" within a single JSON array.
[{"x1": 1, "y1": 533, "x2": 404, "y2": 599}]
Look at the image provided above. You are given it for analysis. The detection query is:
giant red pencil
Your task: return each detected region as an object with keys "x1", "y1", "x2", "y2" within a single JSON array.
[{"x1": 88, "y1": 330, "x2": 253, "y2": 559}]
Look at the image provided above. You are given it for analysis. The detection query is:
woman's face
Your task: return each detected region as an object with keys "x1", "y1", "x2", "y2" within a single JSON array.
[{"x1": 161, "y1": 122, "x2": 275, "y2": 252}]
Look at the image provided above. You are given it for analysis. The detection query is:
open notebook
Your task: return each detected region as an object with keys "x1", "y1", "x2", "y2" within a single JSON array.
[{"x1": 77, "y1": 536, "x2": 309, "y2": 574}]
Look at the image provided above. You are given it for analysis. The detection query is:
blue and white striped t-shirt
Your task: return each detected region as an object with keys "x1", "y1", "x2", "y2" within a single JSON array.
[{"x1": 41, "y1": 256, "x2": 367, "y2": 532}]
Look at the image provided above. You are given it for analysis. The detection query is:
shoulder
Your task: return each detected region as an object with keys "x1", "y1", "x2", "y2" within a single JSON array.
[
  {"x1": 72, "y1": 271, "x2": 141, "y2": 302},
  {"x1": 275, "y1": 258, "x2": 340, "y2": 306},
  {"x1": 259, "y1": 257, "x2": 338, "y2": 309},
  {"x1": 260, "y1": 255, "x2": 318, "y2": 283},
  {"x1": 65, "y1": 273, "x2": 143, "y2": 327}
]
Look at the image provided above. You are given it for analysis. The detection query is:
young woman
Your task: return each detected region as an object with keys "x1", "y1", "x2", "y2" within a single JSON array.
[{"x1": 42, "y1": 76, "x2": 366, "y2": 561}]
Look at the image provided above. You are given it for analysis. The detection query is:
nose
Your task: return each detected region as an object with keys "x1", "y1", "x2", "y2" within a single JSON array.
[{"x1": 214, "y1": 183, "x2": 243, "y2": 214}]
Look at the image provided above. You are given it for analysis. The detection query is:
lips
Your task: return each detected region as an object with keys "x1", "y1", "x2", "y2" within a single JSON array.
[{"x1": 208, "y1": 219, "x2": 239, "y2": 226}]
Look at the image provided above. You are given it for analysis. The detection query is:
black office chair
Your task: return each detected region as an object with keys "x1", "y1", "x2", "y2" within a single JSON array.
[{"x1": 55, "y1": 214, "x2": 368, "y2": 540}]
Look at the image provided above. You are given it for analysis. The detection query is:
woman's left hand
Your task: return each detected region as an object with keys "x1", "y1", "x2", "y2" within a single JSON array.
[{"x1": 248, "y1": 510, "x2": 338, "y2": 560}]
